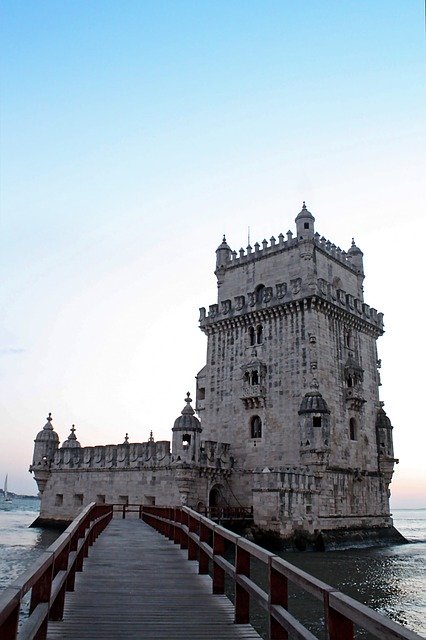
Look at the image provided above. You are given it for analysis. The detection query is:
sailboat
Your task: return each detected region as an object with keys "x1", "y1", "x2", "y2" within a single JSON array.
[{"x1": 3, "y1": 474, "x2": 12, "y2": 502}]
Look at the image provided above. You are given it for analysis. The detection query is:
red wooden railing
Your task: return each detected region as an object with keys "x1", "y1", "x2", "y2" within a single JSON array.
[
  {"x1": 141, "y1": 505, "x2": 422, "y2": 640},
  {"x1": 0, "y1": 502, "x2": 112, "y2": 640}
]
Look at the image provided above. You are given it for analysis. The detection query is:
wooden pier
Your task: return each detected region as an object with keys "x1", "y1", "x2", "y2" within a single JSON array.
[
  {"x1": 0, "y1": 503, "x2": 422, "y2": 640},
  {"x1": 47, "y1": 517, "x2": 260, "y2": 639}
]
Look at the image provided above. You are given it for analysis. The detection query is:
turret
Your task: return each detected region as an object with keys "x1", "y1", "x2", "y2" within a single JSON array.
[
  {"x1": 215, "y1": 235, "x2": 232, "y2": 287},
  {"x1": 347, "y1": 238, "x2": 364, "y2": 275},
  {"x1": 295, "y1": 202, "x2": 315, "y2": 240},
  {"x1": 30, "y1": 413, "x2": 60, "y2": 494},
  {"x1": 172, "y1": 393, "x2": 202, "y2": 463},
  {"x1": 298, "y1": 392, "x2": 330, "y2": 466}
]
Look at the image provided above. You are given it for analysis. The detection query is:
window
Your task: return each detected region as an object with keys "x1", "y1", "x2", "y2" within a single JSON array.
[
  {"x1": 197, "y1": 387, "x2": 206, "y2": 400},
  {"x1": 248, "y1": 326, "x2": 255, "y2": 346},
  {"x1": 313, "y1": 416, "x2": 322, "y2": 428},
  {"x1": 349, "y1": 418, "x2": 357, "y2": 441},
  {"x1": 251, "y1": 370, "x2": 259, "y2": 385},
  {"x1": 256, "y1": 325, "x2": 263, "y2": 344},
  {"x1": 97, "y1": 494, "x2": 106, "y2": 504},
  {"x1": 250, "y1": 415, "x2": 262, "y2": 438},
  {"x1": 182, "y1": 434, "x2": 191, "y2": 449},
  {"x1": 74, "y1": 494, "x2": 83, "y2": 507},
  {"x1": 55, "y1": 494, "x2": 63, "y2": 506},
  {"x1": 347, "y1": 376, "x2": 353, "y2": 388},
  {"x1": 119, "y1": 495, "x2": 129, "y2": 505},
  {"x1": 255, "y1": 284, "x2": 265, "y2": 304},
  {"x1": 304, "y1": 222, "x2": 309, "y2": 229}
]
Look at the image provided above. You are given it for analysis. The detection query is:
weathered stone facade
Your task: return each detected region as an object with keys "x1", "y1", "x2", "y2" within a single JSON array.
[{"x1": 31, "y1": 204, "x2": 398, "y2": 539}]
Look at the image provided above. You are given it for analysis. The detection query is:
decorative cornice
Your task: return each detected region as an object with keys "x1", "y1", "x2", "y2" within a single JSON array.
[{"x1": 200, "y1": 295, "x2": 383, "y2": 338}]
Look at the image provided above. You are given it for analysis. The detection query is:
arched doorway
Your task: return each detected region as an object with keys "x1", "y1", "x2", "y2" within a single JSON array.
[{"x1": 209, "y1": 483, "x2": 225, "y2": 508}]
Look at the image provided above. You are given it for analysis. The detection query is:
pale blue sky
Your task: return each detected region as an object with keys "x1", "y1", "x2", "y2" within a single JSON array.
[{"x1": 1, "y1": 1, "x2": 425, "y2": 505}]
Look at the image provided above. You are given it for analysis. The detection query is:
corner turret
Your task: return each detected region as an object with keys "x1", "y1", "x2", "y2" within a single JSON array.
[
  {"x1": 172, "y1": 392, "x2": 202, "y2": 463},
  {"x1": 30, "y1": 413, "x2": 60, "y2": 494},
  {"x1": 295, "y1": 202, "x2": 315, "y2": 240},
  {"x1": 347, "y1": 238, "x2": 364, "y2": 275},
  {"x1": 215, "y1": 235, "x2": 232, "y2": 287}
]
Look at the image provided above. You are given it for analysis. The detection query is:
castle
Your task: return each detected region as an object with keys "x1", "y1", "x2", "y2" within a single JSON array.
[{"x1": 31, "y1": 203, "x2": 398, "y2": 541}]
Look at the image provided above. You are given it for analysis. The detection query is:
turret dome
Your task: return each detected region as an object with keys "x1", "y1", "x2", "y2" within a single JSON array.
[
  {"x1": 348, "y1": 238, "x2": 363, "y2": 256},
  {"x1": 62, "y1": 425, "x2": 81, "y2": 448},
  {"x1": 295, "y1": 201, "x2": 315, "y2": 222},
  {"x1": 172, "y1": 393, "x2": 202, "y2": 433},
  {"x1": 35, "y1": 413, "x2": 60, "y2": 443},
  {"x1": 298, "y1": 392, "x2": 330, "y2": 415}
]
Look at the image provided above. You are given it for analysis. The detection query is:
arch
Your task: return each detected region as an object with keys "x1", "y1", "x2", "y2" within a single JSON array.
[
  {"x1": 182, "y1": 434, "x2": 191, "y2": 449},
  {"x1": 250, "y1": 415, "x2": 262, "y2": 439},
  {"x1": 255, "y1": 284, "x2": 265, "y2": 304},
  {"x1": 209, "y1": 484, "x2": 225, "y2": 508}
]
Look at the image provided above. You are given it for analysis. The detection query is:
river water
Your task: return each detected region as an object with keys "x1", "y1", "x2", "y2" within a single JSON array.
[{"x1": 0, "y1": 500, "x2": 424, "y2": 638}]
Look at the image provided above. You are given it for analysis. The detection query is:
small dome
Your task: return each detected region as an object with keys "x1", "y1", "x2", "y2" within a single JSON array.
[
  {"x1": 172, "y1": 392, "x2": 202, "y2": 432},
  {"x1": 295, "y1": 201, "x2": 315, "y2": 222},
  {"x1": 348, "y1": 238, "x2": 363, "y2": 256},
  {"x1": 35, "y1": 413, "x2": 60, "y2": 443},
  {"x1": 62, "y1": 425, "x2": 81, "y2": 449},
  {"x1": 216, "y1": 235, "x2": 231, "y2": 252},
  {"x1": 298, "y1": 392, "x2": 330, "y2": 415},
  {"x1": 376, "y1": 406, "x2": 392, "y2": 430}
]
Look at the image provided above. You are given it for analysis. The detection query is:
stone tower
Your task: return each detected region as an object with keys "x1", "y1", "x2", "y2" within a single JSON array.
[{"x1": 197, "y1": 203, "x2": 397, "y2": 537}]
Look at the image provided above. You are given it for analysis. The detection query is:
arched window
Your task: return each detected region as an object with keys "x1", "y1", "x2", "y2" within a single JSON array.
[
  {"x1": 255, "y1": 284, "x2": 265, "y2": 304},
  {"x1": 248, "y1": 326, "x2": 255, "y2": 346},
  {"x1": 256, "y1": 325, "x2": 263, "y2": 344},
  {"x1": 250, "y1": 415, "x2": 262, "y2": 439},
  {"x1": 349, "y1": 418, "x2": 357, "y2": 441},
  {"x1": 182, "y1": 434, "x2": 191, "y2": 449},
  {"x1": 251, "y1": 370, "x2": 259, "y2": 385}
]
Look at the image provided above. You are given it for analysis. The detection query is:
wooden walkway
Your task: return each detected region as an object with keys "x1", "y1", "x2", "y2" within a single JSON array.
[{"x1": 46, "y1": 518, "x2": 262, "y2": 639}]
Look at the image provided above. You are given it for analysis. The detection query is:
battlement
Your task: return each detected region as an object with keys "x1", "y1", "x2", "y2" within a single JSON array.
[
  {"x1": 220, "y1": 232, "x2": 356, "y2": 273},
  {"x1": 199, "y1": 276, "x2": 383, "y2": 331}
]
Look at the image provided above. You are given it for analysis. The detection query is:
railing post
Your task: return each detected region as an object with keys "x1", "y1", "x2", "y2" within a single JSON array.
[
  {"x1": 327, "y1": 599, "x2": 354, "y2": 640},
  {"x1": 198, "y1": 521, "x2": 209, "y2": 575},
  {"x1": 180, "y1": 510, "x2": 188, "y2": 550},
  {"x1": 174, "y1": 508, "x2": 182, "y2": 545},
  {"x1": 269, "y1": 558, "x2": 288, "y2": 640},
  {"x1": 122, "y1": 504, "x2": 126, "y2": 519},
  {"x1": 212, "y1": 529, "x2": 225, "y2": 594},
  {"x1": 49, "y1": 542, "x2": 71, "y2": 621},
  {"x1": 0, "y1": 589, "x2": 20, "y2": 640},
  {"x1": 29, "y1": 555, "x2": 54, "y2": 639},
  {"x1": 235, "y1": 541, "x2": 250, "y2": 624},
  {"x1": 187, "y1": 513, "x2": 199, "y2": 561}
]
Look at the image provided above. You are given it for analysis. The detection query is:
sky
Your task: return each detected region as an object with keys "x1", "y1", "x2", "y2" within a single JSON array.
[{"x1": 0, "y1": 1, "x2": 425, "y2": 508}]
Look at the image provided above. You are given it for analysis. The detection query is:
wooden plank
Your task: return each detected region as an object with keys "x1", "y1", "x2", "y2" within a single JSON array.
[{"x1": 46, "y1": 519, "x2": 261, "y2": 639}]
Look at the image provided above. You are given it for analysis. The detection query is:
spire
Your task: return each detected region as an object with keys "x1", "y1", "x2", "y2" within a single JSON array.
[
  {"x1": 148, "y1": 430, "x2": 154, "y2": 442},
  {"x1": 43, "y1": 412, "x2": 54, "y2": 430},
  {"x1": 181, "y1": 391, "x2": 195, "y2": 416},
  {"x1": 123, "y1": 433, "x2": 129, "y2": 444}
]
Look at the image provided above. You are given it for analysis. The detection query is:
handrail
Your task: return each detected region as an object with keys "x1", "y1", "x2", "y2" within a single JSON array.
[
  {"x1": 0, "y1": 502, "x2": 113, "y2": 640},
  {"x1": 140, "y1": 505, "x2": 422, "y2": 640}
]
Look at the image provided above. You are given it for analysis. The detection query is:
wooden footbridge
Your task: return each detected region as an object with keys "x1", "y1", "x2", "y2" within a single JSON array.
[{"x1": 0, "y1": 504, "x2": 421, "y2": 640}]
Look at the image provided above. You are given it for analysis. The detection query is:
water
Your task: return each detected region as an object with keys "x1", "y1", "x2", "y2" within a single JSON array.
[
  {"x1": 0, "y1": 498, "x2": 59, "y2": 591},
  {"x1": 0, "y1": 502, "x2": 424, "y2": 638}
]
